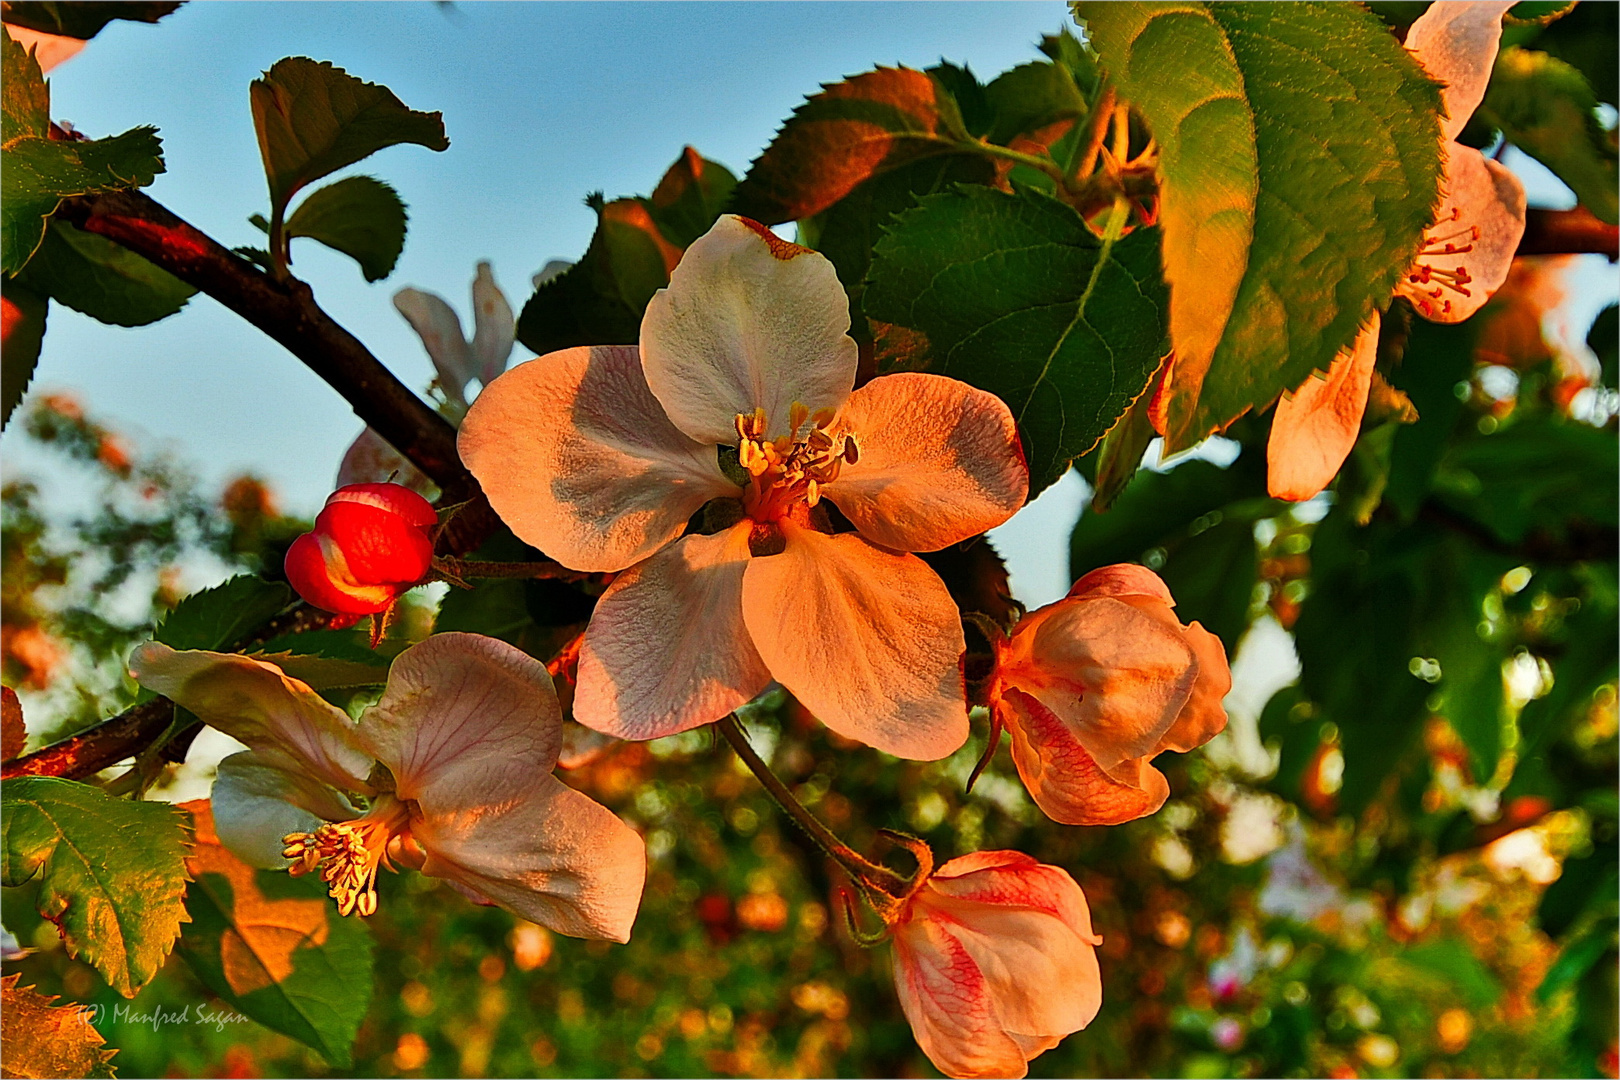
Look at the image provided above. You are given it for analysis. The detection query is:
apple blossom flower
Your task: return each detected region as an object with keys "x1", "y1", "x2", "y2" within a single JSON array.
[
  {"x1": 981, "y1": 564, "x2": 1229, "y2": 826},
  {"x1": 130, "y1": 632, "x2": 646, "y2": 941},
  {"x1": 890, "y1": 851, "x2": 1102, "y2": 1079},
  {"x1": 1268, "y1": 0, "x2": 1526, "y2": 502},
  {"x1": 338, "y1": 262, "x2": 516, "y2": 490},
  {"x1": 460, "y1": 215, "x2": 1028, "y2": 760},
  {"x1": 284, "y1": 483, "x2": 436, "y2": 616}
]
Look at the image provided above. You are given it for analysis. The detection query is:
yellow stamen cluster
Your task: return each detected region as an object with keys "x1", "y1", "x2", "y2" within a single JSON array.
[
  {"x1": 735, "y1": 403, "x2": 859, "y2": 521},
  {"x1": 1403, "y1": 209, "x2": 1480, "y2": 318},
  {"x1": 282, "y1": 805, "x2": 405, "y2": 917}
]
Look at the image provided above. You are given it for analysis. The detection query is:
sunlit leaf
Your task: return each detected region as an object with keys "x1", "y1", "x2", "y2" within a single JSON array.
[
  {"x1": 1080, "y1": 1, "x2": 1445, "y2": 450},
  {"x1": 1, "y1": 685, "x2": 24, "y2": 761},
  {"x1": 154, "y1": 575, "x2": 291, "y2": 652},
  {"x1": 866, "y1": 185, "x2": 1170, "y2": 493},
  {"x1": 284, "y1": 174, "x2": 407, "y2": 282},
  {"x1": 0, "y1": 973, "x2": 118, "y2": 1079},
  {"x1": 1, "y1": 777, "x2": 190, "y2": 996}
]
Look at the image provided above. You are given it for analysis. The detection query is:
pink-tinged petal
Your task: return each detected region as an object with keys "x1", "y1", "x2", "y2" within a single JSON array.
[
  {"x1": 412, "y1": 772, "x2": 647, "y2": 942},
  {"x1": 1267, "y1": 318, "x2": 1379, "y2": 501},
  {"x1": 1001, "y1": 688, "x2": 1171, "y2": 826},
  {"x1": 1004, "y1": 596, "x2": 1197, "y2": 770},
  {"x1": 336, "y1": 427, "x2": 435, "y2": 496},
  {"x1": 460, "y1": 345, "x2": 736, "y2": 572},
  {"x1": 394, "y1": 286, "x2": 475, "y2": 405},
  {"x1": 575, "y1": 523, "x2": 771, "y2": 740},
  {"x1": 211, "y1": 751, "x2": 358, "y2": 869},
  {"x1": 641, "y1": 215, "x2": 858, "y2": 444},
  {"x1": 4, "y1": 24, "x2": 85, "y2": 71},
  {"x1": 822, "y1": 373, "x2": 1028, "y2": 552},
  {"x1": 892, "y1": 917, "x2": 1033, "y2": 1080},
  {"x1": 129, "y1": 643, "x2": 372, "y2": 793},
  {"x1": 1406, "y1": 0, "x2": 1515, "y2": 141},
  {"x1": 358, "y1": 633, "x2": 562, "y2": 808},
  {"x1": 469, "y1": 262, "x2": 515, "y2": 387},
  {"x1": 1398, "y1": 147, "x2": 1527, "y2": 324},
  {"x1": 915, "y1": 861, "x2": 1102, "y2": 1040},
  {"x1": 1067, "y1": 563, "x2": 1176, "y2": 605},
  {"x1": 1158, "y1": 622, "x2": 1231, "y2": 754},
  {"x1": 742, "y1": 524, "x2": 968, "y2": 760}
]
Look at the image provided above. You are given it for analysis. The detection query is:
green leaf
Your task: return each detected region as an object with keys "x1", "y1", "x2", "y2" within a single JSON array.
[
  {"x1": 1385, "y1": 318, "x2": 1478, "y2": 520},
  {"x1": 1537, "y1": 920, "x2": 1619, "y2": 1003},
  {"x1": 283, "y1": 174, "x2": 406, "y2": 282},
  {"x1": 983, "y1": 61, "x2": 1085, "y2": 146},
  {"x1": 1158, "y1": 513, "x2": 1261, "y2": 656},
  {"x1": 866, "y1": 185, "x2": 1170, "y2": 493},
  {"x1": 1, "y1": 777, "x2": 190, "y2": 997},
  {"x1": 1038, "y1": 27, "x2": 1101, "y2": 97},
  {"x1": 0, "y1": 974, "x2": 118, "y2": 1079},
  {"x1": 1591, "y1": 303, "x2": 1617, "y2": 388},
  {"x1": 1402, "y1": 938, "x2": 1503, "y2": 1008},
  {"x1": 1, "y1": 275, "x2": 46, "y2": 428},
  {"x1": 1523, "y1": 0, "x2": 1616, "y2": 107},
  {"x1": 16, "y1": 219, "x2": 193, "y2": 326},
  {"x1": 1481, "y1": 46, "x2": 1618, "y2": 224},
  {"x1": 2, "y1": 24, "x2": 49, "y2": 143},
  {"x1": 729, "y1": 66, "x2": 975, "y2": 224},
  {"x1": 154, "y1": 575, "x2": 291, "y2": 652},
  {"x1": 249, "y1": 57, "x2": 448, "y2": 219},
  {"x1": 516, "y1": 149, "x2": 734, "y2": 357},
  {"x1": 245, "y1": 629, "x2": 389, "y2": 689},
  {"x1": 1, "y1": 1, "x2": 181, "y2": 40},
  {"x1": 3, "y1": 125, "x2": 165, "y2": 274},
  {"x1": 177, "y1": 805, "x2": 374, "y2": 1067},
  {"x1": 1079, "y1": 1, "x2": 1445, "y2": 450}
]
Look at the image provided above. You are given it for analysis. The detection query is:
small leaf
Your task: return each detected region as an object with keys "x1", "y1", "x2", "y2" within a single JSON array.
[
  {"x1": 729, "y1": 67, "x2": 973, "y2": 224},
  {"x1": 1481, "y1": 46, "x2": 1618, "y2": 225},
  {"x1": 865, "y1": 185, "x2": 1170, "y2": 494},
  {"x1": 1, "y1": 1, "x2": 181, "y2": 40},
  {"x1": 1, "y1": 275, "x2": 47, "y2": 428},
  {"x1": 1, "y1": 777, "x2": 190, "y2": 997},
  {"x1": 2, "y1": 25, "x2": 49, "y2": 143},
  {"x1": 16, "y1": 219, "x2": 194, "y2": 326},
  {"x1": 283, "y1": 174, "x2": 407, "y2": 282},
  {"x1": 983, "y1": 60, "x2": 1085, "y2": 146},
  {"x1": 249, "y1": 56, "x2": 448, "y2": 219},
  {"x1": 516, "y1": 149, "x2": 733, "y2": 357},
  {"x1": 154, "y1": 575, "x2": 291, "y2": 652},
  {"x1": 175, "y1": 802, "x2": 374, "y2": 1068},
  {"x1": 245, "y1": 629, "x2": 390, "y2": 689},
  {"x1": 1079, "y1": 2, "x2": 1445, "y2": 450},
  {"x1": 2, "y1": 684, "x2": 25, "y2": 761},
  {"x1": 0, "y1": 973, "x2": 118, "y2": 1079}
]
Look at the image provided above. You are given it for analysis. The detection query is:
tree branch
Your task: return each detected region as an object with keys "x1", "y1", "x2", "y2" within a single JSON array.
[
  {"x1": 2, "y1": 698, "x2": 173, "y2": 780},
  {"x1": 1517, "y1": 206, "x2": 1619, "y2": 260},
  {"x1": 55, "y1": 188, "x2": 474, "y2": 496}
]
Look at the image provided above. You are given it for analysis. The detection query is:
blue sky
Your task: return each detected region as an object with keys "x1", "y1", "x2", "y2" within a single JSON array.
[{"x1": 8, "y1": 1, "x2": 1072, "y2": 511}]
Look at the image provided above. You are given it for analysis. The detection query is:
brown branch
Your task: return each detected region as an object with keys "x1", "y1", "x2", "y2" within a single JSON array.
[
  {"x1": 2, "y1": 698, "x2": 173, "y2": 780},
  {"x1": 54, "y1": 188, "x2": 474, "y2": 496},
  {"x1": 1517, "y1": 206, "x2": 1618, "y2": 260}
]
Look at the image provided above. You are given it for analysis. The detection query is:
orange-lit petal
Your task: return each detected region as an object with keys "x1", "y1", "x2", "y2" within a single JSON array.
[
  {"x1": 1001, "y1": 688, "x2": 1171, "y2": 826},
  {"x1": 1158, "y1": 621, "x2": 1231, "y2": 754},
  {"x1": 1397, "y1": 147, "x2": 1526, "y2": 324},
  {"x1": 892, "y1": 917, "x2": 1034, "y2": 1080},
  {"x1": 1406, "y1": 0, "x2": 1515, "y2": 141},
  {"x1": 1267, "y1": 318, "x2": 1379, "y2": 502}
]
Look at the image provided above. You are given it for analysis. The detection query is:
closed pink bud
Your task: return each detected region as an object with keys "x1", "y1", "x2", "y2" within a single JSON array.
[
  {"x1": 285, "y1": 483, "x2": 436, "y2": 615},
  {"x1": 892, "y1": 851, "x2": 1102, "y2": 1079},
  {"x1": 989, "y1": 563, "x2": 1231, "y2": 826}
]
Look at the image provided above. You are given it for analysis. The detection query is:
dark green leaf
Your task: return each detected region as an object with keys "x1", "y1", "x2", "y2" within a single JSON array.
[
  {"x1": 16, "y1": 219, "x2": 193, "y2": 326},
  {"x1": 153, "y1": 575, "x2": 291, "y2": 652},
  {"x1": 926, "y1": 61, "x2": 991, "y2": 138},
  {"x1": 1590, "y1": 304, "x2": 1617, "y2": 389},
  {"x1": 640, "y1": 146, "x2": 738, "y2": 249},
  {"x1": 0, "y1": 974, "x2": 118, "y2": 1079},
  {"x1": 866, "y1": 185, "x2": 1170, "y2": 493},
  {"x1": 983, "y1": 61, "x2": 1084, "y2": 146},
  {"x1": 1, "y1": 275, "x2": 46, "y2": 428},
  {"x1": 1537, "y1": 920, "x2": 1618, "y2": 1003},
  {"x1": 1080, "y1": 2, "x2": 1445, "y2": 450},
  {"x1": 1158, "y1": 514, "x2": 1261, "y2": 656},
  {"x1": 1038, "y1": 27, "x2": 1100, "y2": 97},
  {"x1": 1, "y1": 777, "x2": 190, "y2": 996},
  {"x1": 1088, "y1": 373, "x2": 1161, "y2": 512},
  {"x1": 1481, "y1": 47, "x2": 1618, "y2": 224},
  {"x1": 1, "y1": 1, "x2": 181, "y2": 40},
  {"x1": 249, "y1": 57, "x2": 448, "y2": 218},
  {"x1": 1402, "y1": 938, "x2": 1503, "y2": 1008},
  {"x1": 1523, "y1": 0, "x2": 1616, "y2": 106},
  {"x1": 1539, "y1": 849, "x2": 1619, "y2": 940},
  {"x1": 1385, "y1": 318, "x2": 1478, "y2": 520},
  {"x1": 283, "y1": 174, "x2": 406, "y2": 282},
  {"x1": 1507, "y1": 1, "x2": 1580, "y2": 26},
  {"x1": 178, "y1": 805, "x2": 374, "y2": 1067},
  {"x1": 729, "y1": 67, "x2": 974, "y2": 224}
]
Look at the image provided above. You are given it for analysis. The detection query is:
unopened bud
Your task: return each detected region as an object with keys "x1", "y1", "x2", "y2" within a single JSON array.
[{"x1": 285, "y1": 483, "x2": 436, "y2": 615}]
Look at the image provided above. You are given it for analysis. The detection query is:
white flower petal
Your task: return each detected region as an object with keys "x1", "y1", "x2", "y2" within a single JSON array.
[
  {"x1": 130, "y1": 643, "x2": 372, "y2": 793},
  {"x1": 459, "y1": 345, "x2": 736, "y2": 573},
  {"x1": 211, "y1": 751, "x2": 358, "y2": 869},
  {"x1": 394, "y1": 286, "x2": 476, "y2": 405},
  {"x1": 414, "y1": 772, "x2": 647, "y2": 942},
  {"x1": 335, "y1": 426, "x2": 435, "y2": 495},
  {"x1": 1406, "y1": 0, "x2": 1516, "y2": 141},
  {"x1": 824, "y1": 372, "x2": 1028, "y2": 552},
  {"x1": 575, "y1": 523, "x2": 772, "y2": 741},
  {"x1": 741, "y1": 524, "x2": 968, "y2": 760},
  {"x1": 470, "y1": 262, "x2": 515, "y2": 387},
  {"x1": 641, "y1": 215, "x2": 858, "y2": 445}
]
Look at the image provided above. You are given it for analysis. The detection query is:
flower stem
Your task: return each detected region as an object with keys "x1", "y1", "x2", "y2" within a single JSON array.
[{"x1": 714, "y1": 713, "x2": 907, "y2": 895}]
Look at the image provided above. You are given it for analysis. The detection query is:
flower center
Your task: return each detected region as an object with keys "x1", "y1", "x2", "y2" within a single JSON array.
[
  {"x1": 734, "y1": 403, "x2": 859, "y2": 523},
  {"x1": 1398, "y1": 208, "x2": 1479, "y2": 319},
  {"x1": 282, "y1": 794, "x2": 413, "y2": 917}
]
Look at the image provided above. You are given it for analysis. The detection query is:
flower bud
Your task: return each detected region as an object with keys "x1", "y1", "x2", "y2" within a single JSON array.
[
  {"x1": 285, "y1": 483, "x2": 436, "y2": 615},
  {"x1": 891, "y1": 851, "x2": 1101, "y2": 1079}
]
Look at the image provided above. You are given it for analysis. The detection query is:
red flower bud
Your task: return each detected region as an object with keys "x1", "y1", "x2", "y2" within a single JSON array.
[{"x1": 285, "y1": 483, "x2": 436, "y2": 615}]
